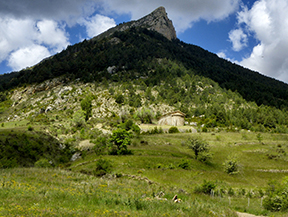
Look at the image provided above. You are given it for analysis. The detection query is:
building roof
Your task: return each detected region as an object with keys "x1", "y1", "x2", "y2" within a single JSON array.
[{"x1": 159, "y1": 110, "x2": 186, "y2": 119}]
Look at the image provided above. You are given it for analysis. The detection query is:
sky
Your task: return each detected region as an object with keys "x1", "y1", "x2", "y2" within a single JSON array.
[{"x1": 1, "y1": 0, "x2": 288, "y2": 84}]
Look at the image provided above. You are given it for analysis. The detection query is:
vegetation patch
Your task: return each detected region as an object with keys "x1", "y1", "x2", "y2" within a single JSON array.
[{"x1": 0, "y1": 129, "x2": 75, "y2": 168}]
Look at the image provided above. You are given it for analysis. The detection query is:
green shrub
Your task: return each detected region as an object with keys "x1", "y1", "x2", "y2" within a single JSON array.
[
  {"x1": 197, "y1": 151, "x2": 212, "y2": 163},
  {"x1": 80, "y1": 95, "x2": 93, "y2": 121},
  {"x1": 134, "y1": 107, "x2": 154, "y2": 124},
  {"x1": 223, "y1": 155, "x2": 239, "y2": 175},
  {"x1": 256, "y1": 133, "x2": 263, "y2": 143},
  {"x1": 115, "y1": 94, "x2": 125, "y2": 104},
  {"x1": 28, "y1": 125, "x2": 34, "y2": 131},
  {"x1": 118, "y1": 119, "x2": 140, "y2": 135},
  {"x1": 202, "y1": 126, "x2": 208, "y2": 132},
  {"x1": 168, "y1": 126, "x2": 179, "y2": 134},
  {"x1": 94, "y1": 158, "x2": 112, "y2": 177},
  {"x1": 92, "y1": 136, "x2": 108, "y2": 155},
  {"x1": 72, "y1": 110, "x2": 85, "y2": 128},
  {"x1": 0, "y1": 130, "x2": 75, "y2": 168},
  {"x1": 263, "y1": 195, "x2": 284, "y2": 212},
  {"x1": 178, "y1": 159, "x2": 190, "y2": 170},
  {"x1": 109, "y1": 128, "x2": 132, "y2": 155},
  {"x1": 263, "y1": 179, "x2": 288, "y2": 212},
  {"x1": 187, "y1": 137, "x2": 210, "y2": 160},
  {"x1": 194, "y1": 180, "x2": 217, "y2": 195},
  {"x1": 228, "y1": 187, "x2": 235, "y2": 196},
  {"x1": 168, "y1": 163, "x2": 176, "y2": 169},
  {"x1": 34, "y1": 158, "x2": 52, "y2": 168}
]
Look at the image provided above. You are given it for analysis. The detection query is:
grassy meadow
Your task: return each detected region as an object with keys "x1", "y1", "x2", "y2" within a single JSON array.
[{"x1": 2, "y1": 131, "x2": 288, "y2": 216}]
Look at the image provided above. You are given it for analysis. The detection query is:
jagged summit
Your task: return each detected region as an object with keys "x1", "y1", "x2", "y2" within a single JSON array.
[
  {"x1": 93, "y1": 6, "x2": 176, "y2": 41},
  {"x1": 134, "y1": 6, "x2": 177, "y2": 40}
]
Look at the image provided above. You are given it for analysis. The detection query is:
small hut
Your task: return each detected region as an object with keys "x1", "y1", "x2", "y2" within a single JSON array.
[{"x1": 158, "y1": 111, "x2": 186, "y2": 126}]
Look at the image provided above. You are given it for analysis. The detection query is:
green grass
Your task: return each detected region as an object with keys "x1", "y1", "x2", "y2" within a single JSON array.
[
  {"x1": 0, "y1": 168, "x2": 238, "y2": 217},
  {"x1": 70, "y1": 132, "x2": 288, "y2": 216},
  {"x1": 1, "y1": 131, "x2": 288, "y2": 216}
]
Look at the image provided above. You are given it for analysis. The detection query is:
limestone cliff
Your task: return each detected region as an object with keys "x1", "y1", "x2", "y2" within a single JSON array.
[{"x1": 93, "y1": 6, "x2": 176, "y2": 41}]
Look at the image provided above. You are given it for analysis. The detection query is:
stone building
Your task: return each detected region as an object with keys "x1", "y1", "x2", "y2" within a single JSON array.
[{"x1": 158, "y1": 111, "x2": 186, "y2": 126}]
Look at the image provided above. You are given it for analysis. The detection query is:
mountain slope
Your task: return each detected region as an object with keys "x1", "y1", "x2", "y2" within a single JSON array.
[{"x1": 0, "y1": 7, "x2": 288, "y2": 109}]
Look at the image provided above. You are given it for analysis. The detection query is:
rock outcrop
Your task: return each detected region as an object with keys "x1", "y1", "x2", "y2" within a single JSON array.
[
  {"x1": 93, "y1": 6, "x2": 176, "y2": 41},
  {"x1": 132, "y1": 6, "x2": 177, "y2": 40}
]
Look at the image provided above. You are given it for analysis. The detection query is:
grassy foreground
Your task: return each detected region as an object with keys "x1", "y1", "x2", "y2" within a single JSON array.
[
  {"x1": 1, "y1": 168, "x2": 238, "y2": 217},
  {"x1": 1, "y1": 131, "x2": 288, "y2": 216}
]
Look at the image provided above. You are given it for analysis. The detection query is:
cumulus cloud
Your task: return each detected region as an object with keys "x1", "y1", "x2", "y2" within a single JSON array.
[
  {"x1": 0, "y1": 18, "x2": 36, "y2": 62},
  {"x1": 229, "y1": 28, "x2": 247, "y2": 51},
  {"x1": 8, "y1": 45, "x2": 50, "y2": 71},
  {"x1": 234, "y1": 0, "x2": 288, "y2": 83},
  {"x1": 79, "y1": 14, "x2": 116, "y2": 38},
  {"x1": 36, "y1": 20, "x2": 70, "y2": 52},
  {"x1": 0, "y1": 17, "x2": 69, "y2": 71}
]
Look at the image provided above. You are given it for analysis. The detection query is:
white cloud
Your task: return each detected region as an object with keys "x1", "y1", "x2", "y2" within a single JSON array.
[
  {"x1": 217, "y1": 51, "x2": 236, "y2": 63},
  {"x1": 235, "y1": 0, "x2": 288, "y2": 83},
  {"x1": 36, "y1": 20, "x2": 69, "y2": 52},
  {"x1": 229, "y1": 28, "x2": 247, "y2": 51},
  {"x1": 0, "y1": 17, "x2": 69, "y2": 71},
  {"x1": 8, "y1": 45, "x2": 50, "y2": 71},
  {"x1": 0, "y1": 18, "x2": 36, "y2": 62},
  {"x1": 79, "y1": 14, "x2": 116, "y2": 38},
  {"x1": 217, "y1": 52, "x2": 227, "y2": 59}
]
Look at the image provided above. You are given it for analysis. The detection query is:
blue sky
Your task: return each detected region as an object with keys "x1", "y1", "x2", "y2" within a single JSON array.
[{"x1": 1, "y1": 0, "x2": 288, "y2": 83}]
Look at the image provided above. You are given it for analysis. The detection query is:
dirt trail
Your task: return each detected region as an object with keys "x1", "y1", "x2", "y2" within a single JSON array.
[{"x1": 237, "y1": 212, "x2": 265, "y2": 217}]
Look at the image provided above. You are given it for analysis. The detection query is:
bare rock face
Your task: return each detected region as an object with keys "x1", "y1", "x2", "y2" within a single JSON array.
[
  {"x1": 94, "y1": 6, "x2": 176, "y2": 41},
  {"x1": 131, "y1": 6, "x2": 177, "y2": 40}
]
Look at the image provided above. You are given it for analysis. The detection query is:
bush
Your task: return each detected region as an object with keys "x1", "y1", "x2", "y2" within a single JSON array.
[
  {"x1": 118, "y1": 119, "x2": 140, "y2": 135},
  {"x1": 178, "y1": 159, "x2": 190, "y2": 170},
  {"x1": 28, "y1": 125, "x2": 34, "y2": 131},
  {"x1": 72, "y1": 110, "x2": 85, "y2": 128},
  {"x1": 187, "y1": 137, "x2": 210, "y2": 160},
  {"x1": 223, "y1": 155, "x2": 239, "y2": 175},
  {"x1": 194, "y1": 180, "x2": 217, "y2": 195},
  {"x1": 92, "y1": 136, "x2": 108, "y2": 155},
  {"x1": 94, "y1": 158, "x2": 112, "y2": 177},
  {"x1": 80, "y1": 95, "x2": 93, "y2": 121},
  {"x1": 109, "y1": 128, "x2": 132, "y2": 155},
  {"x1": 262, "y1": 179, "x2": 288, "y2": 212},
  {"x1": 0, "y1": 131, "x2": 75, "y2": 168},
  {"x1": 197, "y1": 151, "x2": 212, "y2": 163},
  {"x1": 34, "y1": 158, "x2": 52, "y2": 168},
  {"x1": 134, "y1": 107, "x2": 154, "y2": 124},
  {"x1": 115, "y1": 94, "x2": 125, "y2": 104},
  {"x1": 202, "y1": 126, "x2": 208, "y2": 132},
  {"x1": 168, "y1": 126, "x2": 179, "y2": 134}
]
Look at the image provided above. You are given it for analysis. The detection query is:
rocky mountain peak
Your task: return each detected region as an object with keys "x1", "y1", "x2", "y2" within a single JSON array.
[
  {"x1": 93, "y1": 6, "x2": 176, "y2": 41},
  {"x1": 135, "y1": 6, "x2": 177, "y2": 40}
]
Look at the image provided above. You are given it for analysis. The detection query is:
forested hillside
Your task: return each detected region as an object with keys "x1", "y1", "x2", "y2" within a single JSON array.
[{"x1": 1, "y1": 27, "x2": 288, "y2": 110}]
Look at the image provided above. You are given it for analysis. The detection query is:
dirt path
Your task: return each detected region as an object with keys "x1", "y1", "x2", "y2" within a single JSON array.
[{"x1": 236, "y1": 212, "x2": 265, "y2": 217}]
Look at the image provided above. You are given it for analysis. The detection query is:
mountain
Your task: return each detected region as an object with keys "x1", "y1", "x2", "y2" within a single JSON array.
[
  {"x1": 93, "y1": 6, "x2": 176, "y2": 41},
  {"x1": 0, "y1": 6, "x2": 288, "y2": 110}
]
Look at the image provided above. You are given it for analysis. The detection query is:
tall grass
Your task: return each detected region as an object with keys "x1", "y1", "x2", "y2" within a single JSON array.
[{"x1": 0, "y1": 168, "x2": 238, "y2": 216}]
